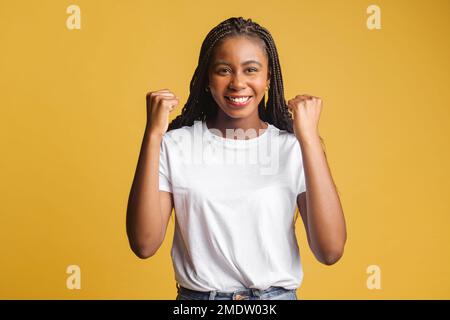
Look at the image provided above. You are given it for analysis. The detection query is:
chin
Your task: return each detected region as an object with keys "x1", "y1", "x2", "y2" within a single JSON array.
[{"x1": 222, "y1": 107, "x2": 255, "y2": 119}]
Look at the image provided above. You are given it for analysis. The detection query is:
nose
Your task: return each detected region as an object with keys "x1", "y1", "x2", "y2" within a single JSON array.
[{"x1": 228, "y1": 73, "x2": 246, "y2": 90}]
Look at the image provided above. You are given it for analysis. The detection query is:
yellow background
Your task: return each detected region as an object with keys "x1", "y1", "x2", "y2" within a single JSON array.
[{"x1": 1, "y1": 0, "x2": 449, "y2": 299}]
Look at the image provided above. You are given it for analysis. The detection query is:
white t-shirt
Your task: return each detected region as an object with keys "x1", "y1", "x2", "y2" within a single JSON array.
[{"x1": 159, "y1": 120, "x2": 306, "y2": 292}]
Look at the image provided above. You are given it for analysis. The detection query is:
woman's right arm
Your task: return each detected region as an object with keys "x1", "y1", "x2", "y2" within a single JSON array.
[{"x1": 126, "y1": 89, "x2": 179, "y2": 259}]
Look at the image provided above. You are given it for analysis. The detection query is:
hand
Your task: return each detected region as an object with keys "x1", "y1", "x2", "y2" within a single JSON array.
[
  {"x1": 287, "y1": 94, "x2": 322, "y2": 140},
  {"x1": 146, "y1": 89, "x2": 179, "y2": 136}
]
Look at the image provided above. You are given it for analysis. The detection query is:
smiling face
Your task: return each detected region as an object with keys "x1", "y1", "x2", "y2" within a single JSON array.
[{"x1": 207, "y1": 35, "x2": 270, "y2": 119}]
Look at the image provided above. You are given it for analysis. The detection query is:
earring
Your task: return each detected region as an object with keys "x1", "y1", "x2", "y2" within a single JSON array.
[{"x1": 205, "y1": 86, "x2": 210, "y2": 92}]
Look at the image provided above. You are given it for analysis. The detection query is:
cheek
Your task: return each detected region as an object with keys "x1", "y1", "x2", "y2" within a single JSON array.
[
  {"x1": 209, "y1": 75, "x2": 227, "y2": 87},
  {"x1": 254, "y1": 77, "x2": 268, "y2": 90}
]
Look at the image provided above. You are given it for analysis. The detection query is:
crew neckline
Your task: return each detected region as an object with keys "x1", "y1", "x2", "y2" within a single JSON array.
[{"x1": 201, "y1": 120, "x2": 274, "y2": 147}]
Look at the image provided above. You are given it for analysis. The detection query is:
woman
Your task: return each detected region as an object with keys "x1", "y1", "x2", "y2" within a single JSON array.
[{"x1": 126, "y1": 17, "x2": 347, "y2": 300}]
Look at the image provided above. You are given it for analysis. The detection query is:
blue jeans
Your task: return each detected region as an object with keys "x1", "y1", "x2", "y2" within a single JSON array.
[{"x1": 175, "y1": 283, "x2": 298, "y2": 300}]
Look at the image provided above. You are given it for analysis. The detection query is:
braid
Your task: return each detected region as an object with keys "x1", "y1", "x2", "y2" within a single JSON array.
[{"x1": 167, "y1": 17, "x2": 325, "y2": 150}]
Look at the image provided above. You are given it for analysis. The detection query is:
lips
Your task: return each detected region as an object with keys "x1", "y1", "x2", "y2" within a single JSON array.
[{"x1": 224, "y1": 95, "x2": 253, "y2": 107}]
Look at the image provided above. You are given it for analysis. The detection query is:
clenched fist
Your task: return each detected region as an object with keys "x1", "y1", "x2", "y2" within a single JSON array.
[
  {"x1": 146, "y1": 89, "x2": 179, "y2": 137},
  {"x1": 287, "y1": 94, "x2": 322, "y2": 140}
]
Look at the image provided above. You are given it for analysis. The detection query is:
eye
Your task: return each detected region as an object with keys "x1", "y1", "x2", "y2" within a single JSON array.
[
  {"x1": 247, "y1": 67, "x2": 258, "y2": 73},
  {"x1": 218, "y1": 68, "x2": 230, "y2": 74}
]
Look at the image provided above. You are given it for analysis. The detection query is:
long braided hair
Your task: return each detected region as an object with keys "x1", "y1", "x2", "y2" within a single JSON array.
[{"x1": 168, "y1": 17, "x2": 325, "y2": 147}]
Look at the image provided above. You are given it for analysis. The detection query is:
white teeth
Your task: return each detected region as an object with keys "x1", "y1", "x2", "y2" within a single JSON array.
[{"x1": 228, "y1": 96, "x2": 250, "y2": 103}]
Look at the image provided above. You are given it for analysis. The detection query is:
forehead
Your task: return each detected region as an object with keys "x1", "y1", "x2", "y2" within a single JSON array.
[{"x1": 210, "y1": 36, "x2": 268, "y2": 64}]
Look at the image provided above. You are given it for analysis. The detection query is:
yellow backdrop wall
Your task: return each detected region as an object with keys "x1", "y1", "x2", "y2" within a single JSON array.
[{"x1": 0, "y1": 0, "x2": 449, "y2": 299}]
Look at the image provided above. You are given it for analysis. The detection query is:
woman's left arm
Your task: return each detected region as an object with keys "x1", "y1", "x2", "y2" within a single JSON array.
[{"x1": 288, "y1": 95, "x2": 347, "y2": 265}]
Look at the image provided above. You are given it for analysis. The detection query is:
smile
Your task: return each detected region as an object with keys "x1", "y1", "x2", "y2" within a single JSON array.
[{"x1": 225, "y1": 96, "x2": 253, "y2": 106}]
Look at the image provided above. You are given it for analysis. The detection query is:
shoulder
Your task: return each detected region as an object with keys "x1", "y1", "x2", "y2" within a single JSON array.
[
  {"x1": 163, "y1": 121, "x2": 199, "y2": 142},
  {"x1": 160, "y1": 121, "x2": 202, "y2": 154},
  {"x1": 268, "y1": 124, "x2": 298, "y2": 146},
  {"x1": 267, "y1": 124, "x2": 304, "y2": 161}
]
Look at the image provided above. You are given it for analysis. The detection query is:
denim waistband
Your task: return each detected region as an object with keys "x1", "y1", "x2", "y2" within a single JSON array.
[{"x1": 176, "y1": 283, "x2": 294, "y2": 300}]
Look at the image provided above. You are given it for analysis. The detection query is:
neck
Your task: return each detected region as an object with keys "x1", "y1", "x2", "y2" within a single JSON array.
[{"x1": 206, "y1": 110, "x2": 268, "y2": 140}]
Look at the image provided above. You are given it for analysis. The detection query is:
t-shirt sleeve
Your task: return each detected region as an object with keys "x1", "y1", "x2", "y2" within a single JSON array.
[
  {"x1": 297, "y1": 164, "x2": 307, "y2": 194},
  {"x1": 159, "y1": 136, "x2": 173, "y2": 193},
  {"x1": 295, "y1": 142, "x2": 307, "y2": 195}
]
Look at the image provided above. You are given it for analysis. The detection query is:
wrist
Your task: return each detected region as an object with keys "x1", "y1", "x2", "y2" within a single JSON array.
[
  {"x1": 144, "y1": 127, "x2": 164, "y2": 142},
  {"x1": 297, "y1": 131, "x2": 320, "y2": 144}
]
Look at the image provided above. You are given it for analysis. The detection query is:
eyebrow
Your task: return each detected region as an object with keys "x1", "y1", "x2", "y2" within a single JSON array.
[{"x1": 213, "y1": 60, "x2": 262, "y2": 67}]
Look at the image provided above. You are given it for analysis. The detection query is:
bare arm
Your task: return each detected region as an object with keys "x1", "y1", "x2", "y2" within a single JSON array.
[
  {"x1": 126, "y1": 89, "x2": 178, "y2": 259},
  {"x1": 287, "y1": 94, "x2": 347, "y2": 266},
  {"x1": 126, "y1": 129, "x2": 174, "y2": 259},
  {"x1": 297, "y1": 134, "x2": 347, "y2": 265}
]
